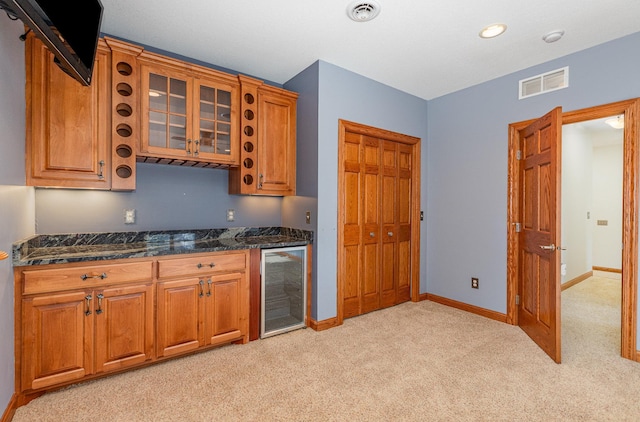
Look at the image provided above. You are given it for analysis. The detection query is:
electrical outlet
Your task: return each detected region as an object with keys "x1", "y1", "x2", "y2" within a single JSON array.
[
  {"x1": 471, "y1": 277, "x2": 479, "y2": 289},
  {"x1": 226, "y1": 209, "x2": 235, "y2": 222},
  {"x1": 305, "y1": 211, "x2": 311, "y2": 224},
  {"x1": 124, "y1": 209, "x2": 136, "y2": 224}
]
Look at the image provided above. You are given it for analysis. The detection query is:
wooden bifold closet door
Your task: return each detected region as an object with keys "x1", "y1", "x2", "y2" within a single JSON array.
[{"x1": 338, "y1": 120, "x2": 419, "y2": 321}]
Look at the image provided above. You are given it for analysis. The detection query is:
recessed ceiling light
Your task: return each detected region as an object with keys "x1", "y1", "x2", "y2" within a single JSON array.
[
  {"x1": 479, "y1": 23, "x2": 507, "y2": 39},
  {"x1": 347, "y1": 1, "x2": 381, "y2": 22},
  {"x1": 542, "y1": 30, "x2": 565, "y2": 43},
  {"x1": 605, "y1": 115, "x2": 624, "y2": 129}
]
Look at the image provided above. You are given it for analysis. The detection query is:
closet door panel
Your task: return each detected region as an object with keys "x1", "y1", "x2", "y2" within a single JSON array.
[
  {"x1": 342, "y1": 132, "x2": 363, "y2": 317},
  {"x1": 361, "y1": 136, "x2": 381, "y2": 313},
  {"x1": 397, "y1": 144, "x2": 413, "y2": 302}
]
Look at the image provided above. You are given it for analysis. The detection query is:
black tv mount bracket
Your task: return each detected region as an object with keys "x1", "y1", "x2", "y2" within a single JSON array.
[
  {"x1": 0, "y1": 2, "x2": 30, "y2": 41},
  {"x1": 18, "y1": 27, "x2": 31, "y2": 41}
]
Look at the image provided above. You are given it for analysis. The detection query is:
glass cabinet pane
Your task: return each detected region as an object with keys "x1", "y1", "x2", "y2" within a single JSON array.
[
  {"x1": 199, "y1": 86, "x2": 215, "y2": 120},
  {"x1": 169, "y1": 78, "x2": 187, "y2": 114},
  {"x1": 148, "y1": 111, "x2": 167, "y2": 147},
  {"x1": 217, "y1": 123, "x2": 231, "y2": 154},
  {"x1": 149, "y1": 74, "x2": 167, "y2": 111},
  {"x1": 169, "y1": 115, "x2": 187, "y2": 150},
  {"x1": 199, "y1": 120, "x2": 215, "y2": 153},
  {"x1": 218, "y1": 90, "x2": 231, "y2": 107},
  {"x1": 218, "y1": 105, "x2": 231, "y2": 123}
]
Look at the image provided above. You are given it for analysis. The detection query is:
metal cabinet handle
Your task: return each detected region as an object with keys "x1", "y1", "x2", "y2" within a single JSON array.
[
  {"x1": 96, "y1": 293, "x2": 104, "y2": 315},
  {"x1": 207, "y1": 279, "x2": 212, "y2": 297},
  {"x1": 186, "y1": 139, "x2": 192, "y2": 155},
  {"x1": 98, "y1": 160, "x2": 105, "y2": 179},
  {"x1": 258, "y1": 173, "x2": 264, "y2": 189},
  {"x1": 539, "y1": 244, "x2": 555, "y2": 251},
  {"x1": 197, "y1": 263, "x2": 215, "y2": 269},
  {"x1": 85, "y1": 294, "x2": 92, "y2": 316},
  {"x1": 81, "y1": 272, "x2": 107, "y2": 281},
  {"x1": 194, "y1": 139, "x2": 200, "y2": 157},
  {"x1": 199, "y1": 280, "x2": 204, "y2": 297}
]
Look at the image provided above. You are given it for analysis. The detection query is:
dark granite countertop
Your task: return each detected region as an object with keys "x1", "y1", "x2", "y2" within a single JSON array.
[{"x1": 13, "y1": 227, "x2": 313, "y2": 266}]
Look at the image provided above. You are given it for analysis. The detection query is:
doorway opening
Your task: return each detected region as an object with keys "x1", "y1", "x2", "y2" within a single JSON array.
[
  {"x1": 561, "y1": 116, "x2": 624, "y2": 359},
  {"x1": 506, "y1": 98, "x2": 639, "y2": 363}
]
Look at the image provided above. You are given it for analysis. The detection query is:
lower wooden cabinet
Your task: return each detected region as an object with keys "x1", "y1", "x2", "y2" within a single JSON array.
[
  {"x1": 15, "y1": 250, "x2": 249, "y2": 396},
  {"x1": 94, "y1": 283, "x2": 154, "y2": 373},
  {"x1": 157, "y1": 272, "x2": 247, "y2": 357},
  {"x1": 20, "y1": 283, "x2": 154, "y2": 391},
  {"x1": 21, "y1": 290, "x2": 94, "y2": 391},
  {"x1": 18, "y1": 260, "x2": 154, "y2": 392},
  {"x1": 156, "y1": 251, "x2": 249, "y2": 358}
]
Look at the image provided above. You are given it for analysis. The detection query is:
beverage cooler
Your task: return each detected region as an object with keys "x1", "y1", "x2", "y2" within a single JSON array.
[{"x1": 260, "y1": 246, "x2": 307, "y2": 338}]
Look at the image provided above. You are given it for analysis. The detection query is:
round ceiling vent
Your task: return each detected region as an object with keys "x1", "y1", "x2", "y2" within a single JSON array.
[
  {"x1": 542, "y1": 30, "x2": 565, "y2": 43},
  {"x1": 347, "y1": 1, "x2": 381, "y2": 22}
]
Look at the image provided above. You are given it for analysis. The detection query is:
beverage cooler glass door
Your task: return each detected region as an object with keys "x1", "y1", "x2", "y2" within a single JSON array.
[{"x1": 260, "y1": 246, "x2": 307, "y2": 338}]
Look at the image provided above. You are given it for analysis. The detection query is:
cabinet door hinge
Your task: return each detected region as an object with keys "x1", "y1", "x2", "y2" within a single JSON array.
[
  {"x1": 516, "y1": 150, "x2": 522, "y2": 160},
  {"x1": 515, "y1": 295, "x2": 520, "y2": 305},
  {"x1": 514, "y1": 222, "x2": 521, "y2": 233}
]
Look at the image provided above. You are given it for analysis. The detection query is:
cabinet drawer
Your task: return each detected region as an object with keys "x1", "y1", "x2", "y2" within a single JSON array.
[
  {"x1": 158, "y1": 251, "x2": 247, "y2": 279},
  {"x1": 23, "y1": 261, "x2": 153, "y2": 295}
]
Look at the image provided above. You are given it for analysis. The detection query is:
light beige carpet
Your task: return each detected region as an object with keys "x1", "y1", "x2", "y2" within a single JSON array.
[{"x1": 12, "y1": 276, "x2": 640, "y2": 421}]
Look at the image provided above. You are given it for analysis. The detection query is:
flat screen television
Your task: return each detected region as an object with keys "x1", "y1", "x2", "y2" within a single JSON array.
[{"x1": 0, "y1": 0, "x2": 103, "y2": 86}]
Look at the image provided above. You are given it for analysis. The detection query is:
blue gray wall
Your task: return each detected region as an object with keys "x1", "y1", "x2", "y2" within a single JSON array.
[
  {"x1": 0, "y1": 14, "x2": 36, "y2": 413},
  {"x1": 35, "y1": 165, "x2": 282, "y2": 233},
  {"x1": 283, "y1": 62, "x2": 320, "y2": 318},
  {"x1": 426, "y1": 32, "x2": 640, "y2": 317}
]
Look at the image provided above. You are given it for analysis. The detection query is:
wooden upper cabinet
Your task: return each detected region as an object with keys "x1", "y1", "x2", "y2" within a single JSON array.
[
  {"x1": 138, "y1": 57, "x2": 240, "y2": 167},
  {"x1": 229, "y1": 76, "x2": 297, "y2": 196},
  {"x1": 24, "y1": 34, "x2": 295, "y2": 188},
  {"x1": 257, "y1": 87, "x2": 297, "y2": 195},
  {"x1": 26, "y1": 34, "x2": 112, "y2": 189}
]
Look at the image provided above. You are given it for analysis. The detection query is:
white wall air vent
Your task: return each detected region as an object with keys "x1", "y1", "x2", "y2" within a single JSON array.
[{"x1": 519, "y1": 67, "x2": 569, "y2": 99}]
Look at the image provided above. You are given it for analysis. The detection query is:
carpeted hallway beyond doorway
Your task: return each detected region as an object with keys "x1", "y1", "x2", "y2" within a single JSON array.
[
  {"x1": 12, "y1": 274, "x2": 640, "y2": 421},
  {"x1": 562, "y1": 271, "x2": 622, "y2": 364}
]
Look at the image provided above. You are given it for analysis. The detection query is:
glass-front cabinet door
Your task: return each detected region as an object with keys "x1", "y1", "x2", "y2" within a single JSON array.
[
  {"x1": 140, "y1": 64, "x2": 239, "y2": 165},
  {"x1": 194, "y1": 80, "x2": 235, "y2": 161},
  {"x1": 147, "y1": 72, "x2": 190, "y2": 154}
]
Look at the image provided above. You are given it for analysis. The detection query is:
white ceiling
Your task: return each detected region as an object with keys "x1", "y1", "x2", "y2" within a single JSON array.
[
  {"x1": 571, "y1": 116, "x2": 624, "y2": 147},
  {"x1": 99, "y1": 0, "x2": 640, "y2": 100}
]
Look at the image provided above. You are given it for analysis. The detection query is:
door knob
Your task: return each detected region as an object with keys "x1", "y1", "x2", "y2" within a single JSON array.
[
  {"x1": 387, "y1": 232, "x2": 394, "y2": 237},
  {"x1": 369, "y1": 232, "x2": 375, "y2": 237}
]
